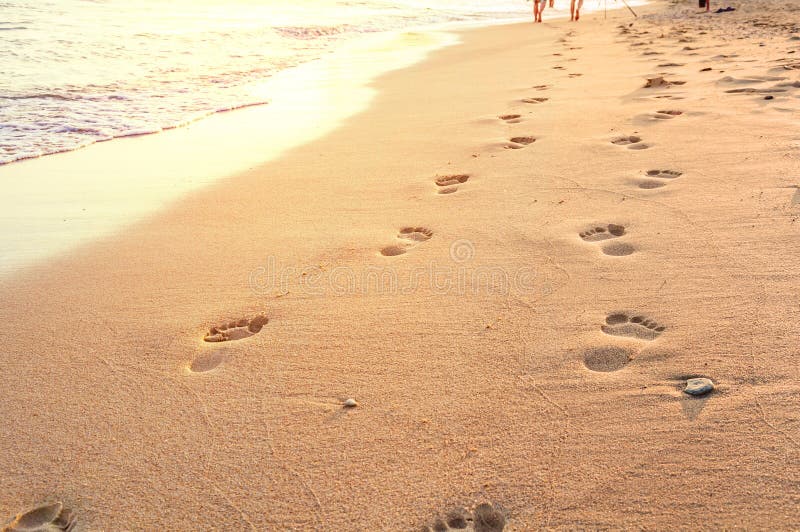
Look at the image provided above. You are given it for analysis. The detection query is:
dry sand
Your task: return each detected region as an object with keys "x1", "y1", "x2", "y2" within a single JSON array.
[{"x1": 2, "y1": 0, "x2": 800, "y2": 529}]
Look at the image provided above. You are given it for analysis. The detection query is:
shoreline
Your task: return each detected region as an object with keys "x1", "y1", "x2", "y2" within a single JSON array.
[
  {"x1": 0, "y1": 0, "x2": 653, "y2": 170},
  {"x1": 0, "y1": 28, "x2": 457, "y2": 278},
  {"x1": 2, "y1": 0, "x2": 800, "y2": 529}
]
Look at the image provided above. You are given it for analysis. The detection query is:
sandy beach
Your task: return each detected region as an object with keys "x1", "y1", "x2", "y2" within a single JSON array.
[{"x1": 2, "y1": 0, "x2": 800, "y2": 529}]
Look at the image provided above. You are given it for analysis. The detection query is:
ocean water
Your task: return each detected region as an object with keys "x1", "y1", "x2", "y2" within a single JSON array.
[{"x1": 0, "y1": 0, "x2": 532, "y2": 165}]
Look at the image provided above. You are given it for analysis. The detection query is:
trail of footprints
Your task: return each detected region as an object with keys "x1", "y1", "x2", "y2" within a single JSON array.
[
  {"x1": 578, "y1": 25, "x2": 678, "y2": 373},
  {"x1": 575, "y1": 17, "x2": 767, "y2": 412},
  {"x1": 81, "y1": 23, "x2": 740, "y2": 532},
  {"x1": 585, "y1": 11, "x2": 795, "y2": 417},
  {"x1": 500, "y1": 90, "x2": 547, "y2": 150}
]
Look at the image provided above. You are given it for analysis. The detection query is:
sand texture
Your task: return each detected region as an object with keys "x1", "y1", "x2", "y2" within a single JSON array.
[{"x1": 2, "y1": 0, "x2": 800, "y2": 529}]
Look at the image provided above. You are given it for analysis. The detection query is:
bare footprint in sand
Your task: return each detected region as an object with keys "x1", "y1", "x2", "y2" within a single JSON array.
[
  {"x1": 399, "y1": 226, "x2": 434, "y2": 242},
  {"x1": 498, "y1": 114, "x2": 522, "y2": 124},
  {"x1": 435, "y1": 174, "x2": 470, "y2": 194},
  {"x1": 3, "y1": 502, "x2": 76, "y2": 532},
  {"x1": 611, "y1": 135, "x2": 649, "y2": 150},
  {"x1": 204, "y1": 315, "x2": 269, "y2": 343},
  {"x1": 505, "y1": 136, "x2": 536, "y2": 149},
  {"x1": 568, "y1": 73, "x2": 583, "y2": 78},
  {"x1": 601, "y1": 313, "x2": 665, "y2": 341},
  {"x1": 423, "y1": 503, "x2": 506, "y2": 532},
  {"x1": 647, "y1": 169, "x2": 682, "y2": 179},
  {"x1": 638, "y1": 169, "x2": 682, "y2": 189},
  {"x1": 380, "y1": 227, "x2": 433, "y2": 256},
  {"x1": 521, "y1": 97, "x2": 548, "y2": 104},
  {"x1": 580, "y1": 225, "x2": 634, "y2": 255},
  {"x1": 653, "y1": 109, "x2": 683, "y2": 119},
  {"x1": 532, "y1": 84, "x2": 550, "y2": 91},
  {"x1": 611, "y1": 135, "x2": 641, "y2": 146},
  {"x1": 580, "y1": 223, "x2": 626, "y2": 242}
]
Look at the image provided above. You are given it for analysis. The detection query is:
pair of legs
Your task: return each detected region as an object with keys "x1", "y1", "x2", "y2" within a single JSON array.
[
  {"x1": 533, "y1": 0, "x2": 546, "y2": 23},
  {"x1": 570, "y1": 0, "x2": 583, "y2": 21}
]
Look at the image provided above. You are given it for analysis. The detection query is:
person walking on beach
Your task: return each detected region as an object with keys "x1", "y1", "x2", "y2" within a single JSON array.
[
  {"x1": 570, "y1": 0, "x2": 583, "y2": 21},
  {"x1": 533, "y1": 0, "x2": 546, "y2": 23}
]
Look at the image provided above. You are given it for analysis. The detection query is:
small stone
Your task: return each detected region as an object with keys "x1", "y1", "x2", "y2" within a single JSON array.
[
  {"x1": 684, "y1": 378, "x2": 714, "y2": 396},
  {"x1": 343, "y1": 398, "x2": 358, "y2": 408},
  {"x1": 764, "y1": 95, "x2": 774, "y2": 100}
]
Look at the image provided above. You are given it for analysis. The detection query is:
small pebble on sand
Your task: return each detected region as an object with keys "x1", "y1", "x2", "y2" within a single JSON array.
[
  {"x1": 684, "y1": 378, "x2": 715, "y2": 396},
  {"x1": 765, "y1": 95, "x2": 774, "y2": 100},
  {"x1": 344, "y1": 398, "x2": 358, "y2": 408}
]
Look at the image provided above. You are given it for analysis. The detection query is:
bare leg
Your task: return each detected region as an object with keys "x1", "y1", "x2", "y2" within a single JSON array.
[
  {"x1": 533, "y1": 0, "x2": 545, "y2": 22},
  {"x1": 570, "y1": 0, "x2": 575, "y2": 21},
  {"x1": 575, "y1": 0, "x2": 583, "y2": 20},
  {"x1": 706, "y1": 0, "x2": 710, "y2": 12}
]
